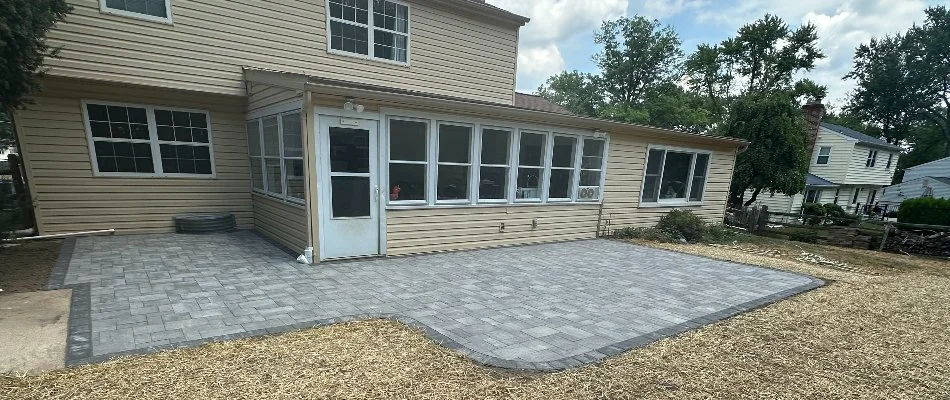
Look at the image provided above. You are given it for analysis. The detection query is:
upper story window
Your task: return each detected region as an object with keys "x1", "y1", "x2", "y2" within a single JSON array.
[
  {"x1": 865, "y1": 149, "x2": 878, "y2": 167},
  {"x1": 885, "y1": 153, "x2": 894, "y2": 169},
  {"x1": 100, "y1": 0, "x2": 172, "y2": 24},
  {"x1": 327, "y1": 0, "x2": 410, "y2": 64},
  {"x1": 84, "y1": 101, "x2": 214, "y2": 177},
  {"x1": 641, "y1": 147, "x2": 710, "y2": 205},
  {"x1": 816, "y1": 146, "x2": 831, "y2": 165}
]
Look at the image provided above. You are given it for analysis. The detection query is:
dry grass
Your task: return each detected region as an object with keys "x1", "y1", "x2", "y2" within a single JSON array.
[{"x1": 2, "y1": 240, "x2": 949, "y2": 399}]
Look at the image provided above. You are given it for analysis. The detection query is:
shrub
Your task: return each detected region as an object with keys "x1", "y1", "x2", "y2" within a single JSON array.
[
  {"x1": 886, "y1": 210, "x2": 899, "y2": 218},
  {"x1": 702, "y1": 224, "x2": 738, "y2": 243},
  {"x1": 656, "y1": 209, "x2": 707, "y2": 242},
  {"x1": 613, "y1": 227, "x2": 676, "y2": 242},
  {"x1": 801, "y1": 203, "x2": 825, "y2": 225},
  {"x1": 898, "y1": 197, "x2": 950, "y2": 225}
]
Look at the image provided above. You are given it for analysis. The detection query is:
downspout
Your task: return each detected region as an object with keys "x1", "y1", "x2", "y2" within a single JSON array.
[{"x1": 300, "y1": 90, "x2": 317, "y2": 264}]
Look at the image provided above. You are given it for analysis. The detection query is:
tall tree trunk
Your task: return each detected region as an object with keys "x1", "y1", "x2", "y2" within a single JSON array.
[{"x1": 743, "y1": 187, "x2": 762, "y2": 207}]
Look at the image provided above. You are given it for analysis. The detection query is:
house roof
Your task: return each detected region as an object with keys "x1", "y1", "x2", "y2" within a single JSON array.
[
  {"x1": 904, "y1": 156, "x2": 949, "y2": 172},
  {"x1": 820, "y1": 122, "x2": 902, "y2": 151},
  {"x1": 453, "y1": 0, "x2": 530, "y2": 25},
  {"x1": 806, "y1": 173, "x2": 839, "y2": 188},
  {"x1": 514, "y1": 93, "x2": 572, "y2": 115},
  {"x1": 244, "y1": 68, "x2": 749, "y2": 149}
]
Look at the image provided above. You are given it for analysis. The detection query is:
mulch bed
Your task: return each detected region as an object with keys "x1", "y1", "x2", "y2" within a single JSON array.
[{"x1": 0, "y1": 240, "x2": 62, "y2": 294}]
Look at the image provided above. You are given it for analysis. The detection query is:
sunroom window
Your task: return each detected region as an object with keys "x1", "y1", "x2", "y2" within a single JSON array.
[
  {"x1": 548, "y1": 135, "x2": 577, "y2": 200},
  {"x1": 436, "y1": 123, "x2": 472, "y2": 202},
  {"x1": 478, "y1": 128, "x2": 511, "y2": 201},
  {"x1": 578, "y1": 138, "x2": 605, "y2": 201},
  {"x1": 388, "y1": 118, "x2": 427, "y2": 203},
  {"x1": 328, "y1": 0, "x2": 409, "y2": 63},
  {"x1": 641, "y1": 147, "x2": 710, "y2": 205},
  {"x1": 516, "y1": 132, "x2": 545, "y2": 201}
]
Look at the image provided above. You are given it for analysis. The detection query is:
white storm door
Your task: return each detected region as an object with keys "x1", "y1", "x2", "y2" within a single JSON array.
[{"x1": 318, "y1": 116, "x2": 380, "y2": 259}]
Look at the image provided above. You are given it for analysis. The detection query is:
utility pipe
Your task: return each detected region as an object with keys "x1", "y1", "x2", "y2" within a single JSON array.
[{"x1": 6, "y1": 228, "x2": 115, "y2": 242}]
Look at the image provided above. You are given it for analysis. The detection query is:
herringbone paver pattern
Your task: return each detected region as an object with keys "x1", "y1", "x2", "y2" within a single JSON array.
[{"x1": 62, "y1": 231, "x2": 818, "y2": 367}]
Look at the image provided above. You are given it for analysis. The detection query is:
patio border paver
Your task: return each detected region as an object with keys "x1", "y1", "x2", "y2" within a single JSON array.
[{"x1": 49, "y1": 231, "x2": 825, "y2": 371}]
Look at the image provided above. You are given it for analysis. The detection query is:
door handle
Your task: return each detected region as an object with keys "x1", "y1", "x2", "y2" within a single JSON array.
[{"x1": 375, "y1": 185, "x2": 380, "y2": 201}]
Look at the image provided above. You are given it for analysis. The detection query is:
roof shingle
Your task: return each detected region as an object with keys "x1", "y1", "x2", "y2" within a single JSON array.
[
  {"x1": 820, "y1": 122, "x2": 901, "y2": 151},
  {"x1": 514, "y1": 93, "x2": 572, "y2": 115}
]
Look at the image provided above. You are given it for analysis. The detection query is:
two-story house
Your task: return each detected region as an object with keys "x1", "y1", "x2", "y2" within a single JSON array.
[
  {"x1": 753, "y1": 121, "x2": 900, "y2": 214},
  {"x1": 880, "y1": 156, "x2": 950, "y2": 208},
  {"x1": 11, "y1": 0, "x2": 747, "y2": 262}
]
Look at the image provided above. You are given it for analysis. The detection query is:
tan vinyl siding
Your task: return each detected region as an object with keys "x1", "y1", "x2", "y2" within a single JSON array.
[
  {"x1": 14, "y1": 78, "x2": 252, "y2": 235},
  {"x1": 600, "y1": 136, "x2": 736, "y2": 230},
  {"x1": 386, "y1": 204, "x2": 601, "y2": 256},
  {"x1": 252, "y1": 194, "x2": 308, "y2": 254},
  {"x1": 246, "y1": 84, "x2": 309, "y2": 253},
  {"x1": 49, "y1": 0, "x2": 519, "y2": 104}
]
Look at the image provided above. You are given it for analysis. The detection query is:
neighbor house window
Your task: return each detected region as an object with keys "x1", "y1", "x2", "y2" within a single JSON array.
[
  {"x1": 804, "y1": 189, "x2": 821, "y2": 203},
  {"x1": 388, "y1": 118, "x2": 428, "y2": 203},
  {"x1": 885, "y1": 153, "x2": 893, "y2": 169},
  {"x1": 246, "y1": 111, "x2": 304, "y2": 203},
  {"x1": 640, "y1": 147, "x2": 710, "y2": 205},
  {"x1": 851, "y1": 188, "x2": 862, "y2": 204},
  {"x1": 384, "y1": 113, "x2": 609, "y2": 208},
  {"x1": 100, "y1": 0, "x2": 172, "y2": 23},
  {"x1": 865, "y1": 149, "x2": 878, "y2": 167},
  {"x1": 478, "y1": 127, "x2": 511, "y2": 201},
  {"x1": 327, "y1": 0, "x2": 410, "y2": 63},
  {"x1": 436, "y1": 123, "x2": 472, "y2": 202},
  {"x1": 84, "y1": 101, "x2": 214, "y2": 177},
  {"x1": 833, "y1": 188, "x2": 840, "y2": 204},
  {"x1": 816, "y1": 146, "x2": 831, "y2": 165},
  {"x1": 578, "y1": 138, "x2": 606, "y2": 201}
]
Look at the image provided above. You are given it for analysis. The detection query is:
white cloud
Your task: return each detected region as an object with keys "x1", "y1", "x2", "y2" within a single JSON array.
[
  {"x1": 638, "y1": 0, "x2": 708, "y2": 19},
  {"x1": 486, "y1": 0, "x2": 626, "y2": 92}
]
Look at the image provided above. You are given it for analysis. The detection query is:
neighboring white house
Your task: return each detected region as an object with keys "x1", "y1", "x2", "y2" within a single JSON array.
[
  {"x1": 751, "y1": 122, "x2": 901, "y2": 214},
  {"x1": 880, "y1": 156, "x2": 950, "y2": 208}
]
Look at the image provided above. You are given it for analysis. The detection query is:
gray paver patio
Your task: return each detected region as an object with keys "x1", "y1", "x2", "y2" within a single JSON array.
[{"x1": 57, "y1": 231, "x2": 821, "y2": 370}]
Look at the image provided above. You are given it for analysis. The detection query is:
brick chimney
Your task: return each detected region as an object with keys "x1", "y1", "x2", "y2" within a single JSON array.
[{"x1": 801, "y1": 100, "x2": 824, "y2": 158}]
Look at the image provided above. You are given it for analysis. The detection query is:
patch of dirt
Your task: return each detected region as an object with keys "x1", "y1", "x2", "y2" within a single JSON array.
[{"x1": 0, "y1": 240, "x2": 62, "y2": 294}]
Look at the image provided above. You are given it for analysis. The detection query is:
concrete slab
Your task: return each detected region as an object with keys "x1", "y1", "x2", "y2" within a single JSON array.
[{"x1": 0, "y1": 289, "x2": 71, "y2": 375}]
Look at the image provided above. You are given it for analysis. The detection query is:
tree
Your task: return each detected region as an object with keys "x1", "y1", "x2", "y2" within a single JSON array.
[
  {"x1": 845, "y1": 35, "x2": 917, "y2": 146},
  {"x1": 684, "y1": 43, "x2": 734, "y2": 118},
  {"x1": 599, "y1": 83, "x2": 711, "y2": 133},
  {"x1": 1, "y1": 0, "x2": 72, "y2": 110},
  {"x1": 593, "y1": 16, "x2": 683, "y2": 105},
  {"x1": 724, "y1": 93, "x2": 810, "y2": 206},
  {"x1": 905, "y1": 6, "x2": 950, "y2": 155},
  {"x1": 537, "y1": 71, "x2": 602, "y2": 117},
  {"x1": 720, "y1": 14, "x2": 825, "y2": 95}
]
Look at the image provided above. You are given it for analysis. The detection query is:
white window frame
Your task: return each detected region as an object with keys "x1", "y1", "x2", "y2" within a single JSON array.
[
  {"x1": 434, "y1": 121, "x2": 474, "y2": 205},
  {"x1": 386, "y1": 116, "x2": 429, "y2": 206},
  {"x1": 514, "y1": 130, "x2": 548, "y2": 204},
  {"x1": 324, "y1": 0, "x2": 412, "y2": 66},
  {"x1": 816, "y1": 146, "x2": 831, "y2": 165},
  {"x1": 475, "y1": 125, "x2": 515, "y2": 204},
  {"x1": 546, "y1": 134, "x2": 580, "y2": 202},
  {"x1": 865, "y1": 149, "x2": 878, "y2": 167},
  {"x1": 577, "y1": 137, "x2": 607, "y2": 202},
  {"x1": 639, "y1": 145, "x2": 711, "y2": 207},
  {"x1": 851, "y1": 187, "x2": 862, "y2": 204},
  {"x1": 82, "y1": 100, "x2": 215, "y2": 178},
  {"x1": 804, "y1": 189, "x2": 821, "y2": 203},
  {"x1": 378, "y1": 108, "x2": 609, "y2": 209},
  {"x1": 885, "y1": 153, "x2": 893, "y2": 169},
  {"x1": 833, "y1": 188, "x2": 840, "y2": 204},
  {"x1": 246, "y1": 109, "x2": 305, "y2": 205},
  {"x1": 99, "y1": 0, "x2": 173, "y2": 24}
]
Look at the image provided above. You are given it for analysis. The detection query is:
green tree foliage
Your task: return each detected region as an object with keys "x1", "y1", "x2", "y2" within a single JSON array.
[
  {"x1": 722, "y1": 93, "x2": 810, "y2": 206},
  {"x1": 593, "y1": 16, "x2": 683, "y2": 105},
  {"x1": 536, "y1": 71, "x2": 602, "y2": 117},
  {"x1": 1, "y1": 0, "x2": 72, "y2": 110},
  {"x1": 684, "y1": 43, "x2": 733, "y2": 117},
  {"x1": 846, "y1": 6, "x2": 950, "y2": 156}
]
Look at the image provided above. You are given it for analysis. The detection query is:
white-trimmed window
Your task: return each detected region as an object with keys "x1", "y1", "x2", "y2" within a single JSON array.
[
  {"x1": 816, "y1": 146, "x2": 831, "y2": 165},
  {"x1": 384, "y1": 114, "x2": 608, "y2": 208},
  {"x1": 640, "y1": 147, "x2": 711, "y2": 205},
  {"x1": 100, "y1": 0, "x2": 172, "y2": 23},
  {"x1": 865, "y1": 149, "x2": 878, "y2": 167},
  {"x1": 246, "y1": 111, "x2": 304, "y2": 203},
  {"x1": 327, "y1": 0, "x2": 410, "y2": 63},
  {"x1": 478, "y1": 127, "x2": 512, "y2": 202},
  {"x1": 804, "y1": 189, "x2": 821, "y2": 203},
  {"x1": 516, "y1": 131, "x2": 546, "y2": 201},
  {"x1": 435, "y1": 122, "x2": 473, "y2": 203},
  {"x1": 578, "y1": 138, "x2": 606, "y2": 201},
  {"x1": 833, "y1": 188, "x2": 840, "y2": 204},
  {"x1": 885, "y1": 153, "x2": 893, "y2": 169},
  {"x1": 84, "y1": 101, "x2": 214, "y2": 177},
  {"x1": 388, "y1": 118, "x2": 428, "y2": 204}
]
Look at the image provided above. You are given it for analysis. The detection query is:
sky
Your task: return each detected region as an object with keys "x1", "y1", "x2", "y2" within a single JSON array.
[{"x1": 485, "y1": 0, "x2": 943, "y2": 109}]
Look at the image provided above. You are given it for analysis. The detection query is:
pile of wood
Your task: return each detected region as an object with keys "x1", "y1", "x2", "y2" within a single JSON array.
[
  {"x1": 882, "y1": 228, "x2": 950, "y2": 257},
  {"x1": 817, "y1": 226, "x2": 872, "y2": 249}
]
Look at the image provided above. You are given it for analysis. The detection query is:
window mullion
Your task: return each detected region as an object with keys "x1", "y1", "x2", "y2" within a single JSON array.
[
  {"x1": 507, "y1": 129, "x2": 519, "y2": 203},
  {"x1": 427, "y1": 120, "x2": 437, "y2": 205},
  {"x1": 540, "y1": 132, "x2": 553, "y2": 203},
  {"x1": 259, "y1": 118, "x2": 267, "y2": 193},
  {"x1": 277, "y1": 112, "x2": 287, "y2": 200},
  {"x1": 684, "y1": 153, "x2": 697, "y2": 202},
  {"x1": 572, "y1": 136, "x2": 583, "y2": 202},
  {"x1": 145, "y1": 106, "x2": 163, "y2": 176},
  {"x1": 472, "y1": 125, "x2": 481, "y2": 204},
  {"x1": 368, "y1": 0, "x2": 375, "y2": 59}
]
